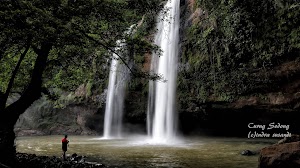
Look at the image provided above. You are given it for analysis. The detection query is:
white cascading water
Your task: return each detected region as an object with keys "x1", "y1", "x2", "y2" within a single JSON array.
[
  {"x1": 147, "y1": 0, "x2": 180, "y2": 143},
  {"x1": 103, "y1": 42, "x2": 128, "y2": 139},
  {"x1": 103, "y1": 26, "x2": 135, "y2": 139}
]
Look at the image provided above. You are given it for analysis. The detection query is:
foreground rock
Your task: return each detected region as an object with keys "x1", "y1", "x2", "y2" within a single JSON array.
[
  {"x1": 259, "y1": 141, "x2": 300, "y2": 168},
  {"x1": 15, "y1": 153, "x2": 106, "y2": 168},
  {"x1": 241, "y1": 150, "x2": 257, "y2": 156},
  {"x1": 277, "y1": 134, "x2": 300, "y2": 144}
]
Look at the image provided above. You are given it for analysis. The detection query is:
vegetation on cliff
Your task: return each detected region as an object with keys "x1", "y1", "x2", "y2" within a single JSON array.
[{"x1": 179, "y1": 0, "x2": 300, "y2": 108}]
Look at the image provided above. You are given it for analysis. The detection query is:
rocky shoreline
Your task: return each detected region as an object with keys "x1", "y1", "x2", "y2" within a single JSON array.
[{"x1": 14, "y1": 153, "x2": 106, "y2": 168}]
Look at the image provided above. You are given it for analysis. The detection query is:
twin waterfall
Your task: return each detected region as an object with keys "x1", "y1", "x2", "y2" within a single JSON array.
[{"x1": 103, "y1": 0, "x2": 180, "y2": 142}]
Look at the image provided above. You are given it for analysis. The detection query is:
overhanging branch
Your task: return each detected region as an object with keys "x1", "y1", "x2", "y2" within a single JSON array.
[
  {"x1": 79, "y1": 30, "x2": 162, "y2": 80},
  {"x1": 0, "y1": 39, "x2": 31, "y2": 110},
  {"x1": 79, "y1": 29, "x2": 135, "y2": 74}
]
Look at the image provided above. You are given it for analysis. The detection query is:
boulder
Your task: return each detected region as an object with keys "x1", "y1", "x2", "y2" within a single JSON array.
[
  {"x1": 277, "y1": 134, "x2": 300, "y2": 144},
  {"x1": 241, "y1": 150, "x2": 257, "y2": 156},
  {"x1": 259, "y1": 141, "x2": 300, "y2": 168}
]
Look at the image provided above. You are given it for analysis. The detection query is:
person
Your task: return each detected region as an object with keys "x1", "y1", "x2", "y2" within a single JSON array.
[{"x1": 61, "y1": 134, "x2": 69, "y2": 160}]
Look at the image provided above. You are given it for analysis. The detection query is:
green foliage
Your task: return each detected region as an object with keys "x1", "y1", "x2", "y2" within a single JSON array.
[
  {"x1": 86, "y1": 81, "x2": 93, "y2": 97},
  {"x1": 179, "y1": 0, "x2": 300, "y2": 104},
  {"x1": 0, "y1": 0, "x2": 162, "y2": 107},
  {"x1": 54, "y1": 93, "x2": 76, "y2": 109},
  {"x1": 0, "y1": 50, "x2": 36, "y2": 93}
]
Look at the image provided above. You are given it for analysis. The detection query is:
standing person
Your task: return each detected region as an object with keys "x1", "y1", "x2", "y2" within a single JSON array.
[{"x1": 62, "y1": 134, "x2": 69, "y2": 160}]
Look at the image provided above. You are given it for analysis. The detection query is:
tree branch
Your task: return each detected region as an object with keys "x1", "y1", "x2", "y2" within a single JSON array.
[
  {"x1": 84, "y1": 31, "x2": 163, "y2": 80},
  {"x1": 4, "y1": 43, "x2": 52, "y2": 123},
  {"x1": 79, "y1": 29, "x2": 135, "y2": 74},
  {"x1": 0, "y1": 40, "x2": 31, "y2": 110}
]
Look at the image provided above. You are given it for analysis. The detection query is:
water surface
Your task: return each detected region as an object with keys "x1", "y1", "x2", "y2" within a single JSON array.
[{"x1": 16, "y1": 135, "x2": 276, "y2": 168}]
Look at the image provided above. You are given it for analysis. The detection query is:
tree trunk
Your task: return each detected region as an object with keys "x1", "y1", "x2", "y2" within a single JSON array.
[
  {"x1": 0, "y1": 124, "x2": 16, "y2": 168},
  {"x1": 0, "y1": 43, "x2": 52, "y2": 168}
]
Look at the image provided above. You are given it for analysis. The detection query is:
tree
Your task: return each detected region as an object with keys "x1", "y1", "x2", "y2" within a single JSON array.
[{"x1": 0, "y1": 0, "x2": 161, "y2": 167}]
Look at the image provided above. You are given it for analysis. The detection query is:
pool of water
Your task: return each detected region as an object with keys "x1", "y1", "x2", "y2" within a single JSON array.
[{"x1": 16, "y1": 135, "x2": 276, "y2": 168}]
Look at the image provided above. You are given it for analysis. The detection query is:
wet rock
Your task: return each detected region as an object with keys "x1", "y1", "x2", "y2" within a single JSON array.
[
  {"x1": 277, "y1": 134, "x2": 300, "y2": 144},
  {"x1": 15, "y1": 152, "x2": 106, "y2": 168},
  {"x1": 241, "y1": 150, "x2": 256, "y2": 156},
  {"x1": 259, "y1": 141, "x2": 300, "y2": 168},
  {"x1": 71, "y1": 153, "x2": 86, "y2": 163}
]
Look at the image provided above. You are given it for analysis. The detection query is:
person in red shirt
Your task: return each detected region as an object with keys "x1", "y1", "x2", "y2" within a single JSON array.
[{"x1": 61, "y1": 134, "x2": 69, "y2": 160}]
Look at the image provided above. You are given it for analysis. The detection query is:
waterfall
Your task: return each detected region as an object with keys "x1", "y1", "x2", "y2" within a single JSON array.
[
  {"x1": 103, "y1": 25, "x2": 135, "y2": 139},
  {"x1": 147, "y1": 0, "x2": 180, "y2": 142},
  {"x1": 103, "y1": 41, "x2": 129, "y2": 139}
]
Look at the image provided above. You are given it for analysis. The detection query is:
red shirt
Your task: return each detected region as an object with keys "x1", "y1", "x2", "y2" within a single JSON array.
[
  {"x1": 62, "y1": 138, "x2": 68, "y2": 143},
  {"x1": 62, "y1": 138, "x2": 69, "y2": 151}
]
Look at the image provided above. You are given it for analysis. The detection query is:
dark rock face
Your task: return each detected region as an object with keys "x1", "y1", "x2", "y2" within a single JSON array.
[
  {"x1": 178, "y1": 104, "x2": 300, "y2": 137},
  {"x1": 14, "y1": 102, "x2": 102, "y2": 136},
  {"x1": 15, "y1": 153, "x2": 106, "y2": 168},
  {"x1": 259, "y1": 141, "x2": 300, "y2": 168}
]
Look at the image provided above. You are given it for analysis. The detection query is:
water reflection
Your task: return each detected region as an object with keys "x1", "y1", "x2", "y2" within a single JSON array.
[{"x1": 16, "y1": 135, "x2": 276, "y2": 168}]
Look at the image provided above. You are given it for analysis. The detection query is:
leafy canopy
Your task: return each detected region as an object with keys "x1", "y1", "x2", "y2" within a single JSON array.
[{"x1": 0, "y1": 0, "x2": 162, "y2": 95}]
